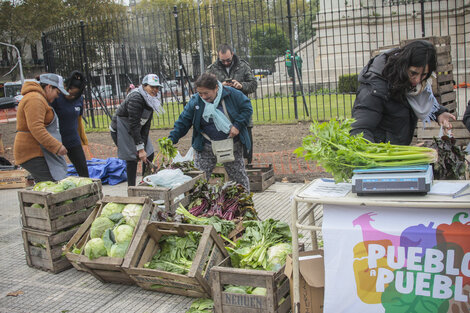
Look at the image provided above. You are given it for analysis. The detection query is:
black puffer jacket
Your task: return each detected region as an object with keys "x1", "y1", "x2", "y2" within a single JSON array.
[
  {"x1": 351, "y1": 51, "x2": 447, "y2": 145},
  {"x1": 111, "y1": 91, "x2": 153, "y2": 147},
  {"x1": 463, "y1": 100, "x2": 470, "y2": 132}
]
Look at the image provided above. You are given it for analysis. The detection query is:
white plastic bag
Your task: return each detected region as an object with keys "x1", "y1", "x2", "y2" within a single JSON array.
[
  {"x1": 172, "y1": 147, "x2": 195, "y2": 163},
  {"x1": 143, "y1": 168, "x2": 192, "y2": 188}
]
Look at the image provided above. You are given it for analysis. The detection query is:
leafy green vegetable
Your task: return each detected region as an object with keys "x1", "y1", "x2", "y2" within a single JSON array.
[
  {"x1": 90, "y1": 216, "x2": 115, "y2": 239},
  {"x1": 158, "y1": 137, "x2": 178, "y2": 164},
  {"x1": 122, "y1": 204, "x2": 143, "y2": 227},
  {"x1": 100, "y1": 202, "x2": 125, "y2": 218},
  {"x1": 266, "y1": 243, "x2": 292, "y2": 271},
  {"x1": 59, "y1": 180, "x2": 76, "y2": 190},
  {"x1": 251, "y1": 287, "x2": 267, "y2": 295},
  {"x1": 84, "y1": 238, "x2": 108, "y2": 259},
  {"x1": 113, "y1": 225, "x2": 134, "y2": 243},
  {"x1": 430, "y1": 136, "x2": 468, "y2": 180},
  {"x1": 31, "y1": 203, "x2": 43, "y2": 208},
  {"x1": 33, "y1": 181, "x2": 55, "y2": 191},
  {"x1": 227, "y1": 219, "x2": 292, "y2": 270},
  {"x1": 176, "y1": 204, "x2": 235, "y2": 236},
  {"x1": 102, "y1": 228, "x2": 115, "y2": 255},
  {"x1": 109, "y1": 240, "x2": 130, "y2": 258},
  {"x1": 107, "y1": 212, "x2": 124, "y2": 223},
  {"x1": 224, "y1": 285, "x2": 250, "y2": 294},
  {"x1": 295, "y1": 118, "x2": 437, "y2": 182},
  {"x1": 144, "y1": 232, "x2": 201, "y2": 274},
  {"x1": 186, "y1": 298, "x2": 214, "y2": 313}
]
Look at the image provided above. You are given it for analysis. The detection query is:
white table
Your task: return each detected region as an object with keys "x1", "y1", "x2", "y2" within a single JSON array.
[{"x1": 290, "y1": 179, "x2": 470, "y2": 313}]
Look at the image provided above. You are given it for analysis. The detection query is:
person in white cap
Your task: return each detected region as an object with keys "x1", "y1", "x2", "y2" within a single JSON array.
[
  {"x1": 14, "y1": 73, "x2": 70, "y2": 182},
  {"x1": 110, "y1": 74, "x2": 163, "y2": 186}
]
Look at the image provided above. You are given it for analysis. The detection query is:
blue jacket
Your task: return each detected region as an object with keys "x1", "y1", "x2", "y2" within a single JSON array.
[{"x1": 169, "y1": 86, "x2": 253, "y2": 152}]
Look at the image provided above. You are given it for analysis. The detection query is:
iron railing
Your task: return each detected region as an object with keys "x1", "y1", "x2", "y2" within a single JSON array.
[{"x1": 42, "y1": 0, "x2": 470, "y2": 129}]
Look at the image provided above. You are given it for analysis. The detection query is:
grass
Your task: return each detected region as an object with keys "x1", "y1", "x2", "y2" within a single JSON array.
[{"x1": 84, "y1": 94, "x2": 356, "y2": 132}]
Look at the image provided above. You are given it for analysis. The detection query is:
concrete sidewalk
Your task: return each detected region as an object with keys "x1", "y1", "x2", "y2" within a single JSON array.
[{"x1": 0, "y1": 181, "x2": 314, "y2": 313}]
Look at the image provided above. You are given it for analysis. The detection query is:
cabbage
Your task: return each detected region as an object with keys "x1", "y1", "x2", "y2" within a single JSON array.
[
  {"x1": 58, "y1": 180, "x2": 76, "y2": 190},
  {"x1": 90, "y1": 216, "x2": 114, "y2": 239},
  {"x1": 251, "y1": 287, "x2": 267, "y2": 296},
  {"x1": 33, "y1": 181, "x2": 56, "y2": 191},
  {"x1": 76, "y1": 177, "x2": 93, "y2": 187},
  {"x1": 31, "y1": 203, "x2": 43, "y2": 208},
  {"x1": 113, "y1": 225, "x2": 134, "y2": 243},
  {"x1": 122, "y1": 204, "x2": 143, "y2": 227},
  {"x1": 84, "y1": 238, "x2": 108, "y2": 259},
  {"x1": 224, "y1": 285, "x2": 249, "y2": 294},
  {"x1": 100, "y1": 202, "x2": 125, "y2": 218},
  {"x1": 109, "y1": 240, "x2": 130, "y2": 258},
  {"x1": 266, "y1": 242, "x2": 292, "y2": 271},
  {"x1": 43, "y1": 184, "x2": 65, "y2": 193}
]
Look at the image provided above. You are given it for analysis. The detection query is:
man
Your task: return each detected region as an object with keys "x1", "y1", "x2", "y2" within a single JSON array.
[{"x1": 206, "y1": 44, "x2": 257, "y2": 163}]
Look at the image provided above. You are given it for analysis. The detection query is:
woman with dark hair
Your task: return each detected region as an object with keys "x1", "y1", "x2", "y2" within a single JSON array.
[
  {"x1": 51, "y1": 70, "x2": 89, "y2": 177},
  {"x1": 351, "y1": 40, "x2": 455, "y2": 145},
  {"x1": 110, "y1": 74, "x2": 163, "y2": 186},
  {"x1": 169, "y1": 73, "x2": 252, "y2": 191},
  {"x1": 14, "y1": 73, "x2": 69, "y2": 182}
]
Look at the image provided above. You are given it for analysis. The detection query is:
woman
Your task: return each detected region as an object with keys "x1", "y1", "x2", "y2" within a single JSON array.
[
  {"x1": 351, "y1": 40, "x2": 455, "y2": 145},
  {"x1": 169, "y1": 73, "x2": 253, "y2": 191},
  {"x1": 14, "y1": 73, "x2": 69, "y2": 182},
  {"x1": 110, "y1": 74, "x2": 163, "y2": 186},
  {"x1": 51, "y1": 71, "x2": 89, "y2": 177}
]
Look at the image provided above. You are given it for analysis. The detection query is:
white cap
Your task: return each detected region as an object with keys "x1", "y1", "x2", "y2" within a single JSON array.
[
  {"x1": 142, "y1": 74, "x2": 163, "y2": 87},
  {"x1": 39, "y1": 73, "x2": 69, "y2": 95}
]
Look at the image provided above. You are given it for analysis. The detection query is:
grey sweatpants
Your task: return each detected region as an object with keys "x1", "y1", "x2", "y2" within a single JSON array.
[{"x1": 195, "y1": 141, "x2": 250, "y2": 192}]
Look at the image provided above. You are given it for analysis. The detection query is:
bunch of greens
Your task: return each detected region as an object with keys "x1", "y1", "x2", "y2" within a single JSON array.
[
  {"x1": 226, "y1": 219, "x2": 292, "y2": 271},
  {"x1": 165, "y1": 161, "x2": 197, "y2": 173},
  {"x1": 83, "y1": 202, "x2": 143, "y2": 259},
  {"x1": 176, "y1": 204, "x2": 236, "y2": 237},
  {"x1": 186, "y1": 298, "x2": 214, "y2": 313},
  {"x1": 294, "y1": 118, "x2": 437, "y2": 182},
  {"x1": 187, "y1": 180, "x2": 257, "y2": 221},
  {"x1": 144, "y1": 232, "x2": 201, "y2": 274},
  {"x1": 429, "y1": 135, "x2": 468, "y2": 180},
  {"x1": 157, "y1": 137, "x2": 178, "y2": 165}
]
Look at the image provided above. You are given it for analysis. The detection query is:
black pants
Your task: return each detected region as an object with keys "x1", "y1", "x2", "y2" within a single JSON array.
[
  {"x1": 21, "y1": 157, "x2": 54, "y2": 182},
  {"x1": 67, "y1": 145, "x2": 89, "y2": 177},
  {"x1": 126, "y1": 153, "x2": 154, "y2": 187},
  {"x1": 243, "y1": 127, "x2": 253, "y2": 164}
]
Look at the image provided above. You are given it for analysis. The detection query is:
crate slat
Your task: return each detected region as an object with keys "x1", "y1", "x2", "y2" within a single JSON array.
[{"x1": 0, "y1": 169, "x2": 28, "y2": 189}]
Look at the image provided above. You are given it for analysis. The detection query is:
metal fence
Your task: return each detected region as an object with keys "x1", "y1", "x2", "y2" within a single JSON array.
[{"x1": 42, "y1": 0, "x2": 470, "y2": 130}]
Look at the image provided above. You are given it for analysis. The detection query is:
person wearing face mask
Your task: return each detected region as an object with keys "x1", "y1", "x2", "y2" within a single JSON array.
[
  {"x1": 14, "y1": 73, "x2": 69, "y2": 182},
  {"x1": 169, "y1": 73, "x2": 252, "y2": 191},
  {"x1": 51, "y1": 71, "x2": 89, "y2": 178},
  {"x1": 110, "y1": 74, "x2": 163, "y2": 186},
  {"x1": 351, "y1": 40, "x2": 456, "y2": 145}
]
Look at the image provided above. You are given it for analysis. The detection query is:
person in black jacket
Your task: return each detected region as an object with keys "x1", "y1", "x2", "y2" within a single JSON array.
[
  {"x1": 351, "y1": 40, "x2": 455, "y2": 145},
  {"x1": 110, "y1": 74, "x2": 163, "y2": 186},
  {"x1": 464, "y1": 100, "x2": 470, "y2": 132}
]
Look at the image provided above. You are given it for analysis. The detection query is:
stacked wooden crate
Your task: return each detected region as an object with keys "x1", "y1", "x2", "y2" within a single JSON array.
[{"x1": 19, "y1": 179, "x2": 102, "y2": 273}]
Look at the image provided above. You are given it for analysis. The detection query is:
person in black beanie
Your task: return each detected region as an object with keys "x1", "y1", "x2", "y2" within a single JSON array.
[{"x1": 51, "y1": 71, "x2": 90, "y2": 177}]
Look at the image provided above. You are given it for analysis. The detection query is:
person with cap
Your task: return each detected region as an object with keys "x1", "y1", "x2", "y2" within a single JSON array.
[
  {"x1": 285, "y1": 50, "x2": 294, "y2": 80},
  {"x1": 51, "y1": 70, "x2": 89, "y2": 178},
  {"x1": 14, "y1": 73, "x2": 70, "y2": 182},
  {"x1": 110, "y1": 74, "x2": 164, "y2": 186}
]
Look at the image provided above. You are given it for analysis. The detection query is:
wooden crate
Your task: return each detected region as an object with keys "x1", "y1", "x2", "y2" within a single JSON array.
[
  {"x1": 417, "y1": 120, "x2": 470, "y2": 146},
  {"x1": 211, "y1": 258, "x2": 291, "y2": 313},
  {"x1": 128, "y1": 171, "x2": 204, "y2": 214},
  {"x1": 122, "y1": 221, "x2": 229, "y2": 298},
  {"x1": 0, "y1": 169, "x2": 28, "y2": 190},
  {"x1": 247, "y1": 164, "x2": 275, "y2": 192},
  {"x1": 18, "y1": 179, "x2": 102, "y2": 232},
  {"x1": 63, "y1": 196, "x2": 152, "y2": 284},
  {"x1": 21, "y1": 226, "x2": 78, "y2": 273}
]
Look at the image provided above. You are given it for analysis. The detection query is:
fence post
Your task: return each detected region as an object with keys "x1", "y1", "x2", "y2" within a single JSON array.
[
  {"x1": 286, "y1": 0, "x2": 298, "y2": 119},
  {"x1": 197, "y1": 0, "x2": 205, "y2": 74},
  {"x1": 174, "y1": 5, "x2": 188, "y2": 106},
  {"x1": 80, "y1": 20, "x2": 96, "y2": 128},
  {"x1": 420, "y1": 0, "x2": 425, "y2": 37},
  {"x1": 41, "y1": 33, "x2": 49, "y2": 73}
]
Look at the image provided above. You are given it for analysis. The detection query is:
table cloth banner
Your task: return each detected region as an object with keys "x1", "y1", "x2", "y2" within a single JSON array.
[{"x1": 323, "y1": 204, "x2": 470, "y2": 313}]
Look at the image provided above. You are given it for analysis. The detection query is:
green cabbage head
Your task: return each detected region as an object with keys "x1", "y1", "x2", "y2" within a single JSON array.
[
  {"x1": 100, "y1": 202, "x2": 125, "y2": 218},
  {"x1": 90, "y1": 216, "x2": 114, "y2": 239},
  {"x1": 122, "y1": 204, "x2": 143, "y2": 227},
  {"x1": 266, "y1": 242, "x2": 292, "y2": 271},
  {"x1": 113, "y1": 225, "x2": 134, "y2": 243},
  {"x1": 109, "y1": 241, "x2": 130, "y2": 258},
  {"x1": 84, "y1": 238, "x2": 108, "y2": 260},
  {"x1": 33, "y1": 181, "x2": 56, "y2": 191}
]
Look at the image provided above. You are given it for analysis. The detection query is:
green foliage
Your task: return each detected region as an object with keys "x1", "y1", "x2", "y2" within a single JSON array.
[
  {"x1": 90, "y1": 217, "x2": 115, "y2": 239},
  {"x1": 250, "y1": 23, "x2": 289, "y2": 71},
  {"x1": 84, "y1": 238, "x2": 108, "y2": 260},
  {"x1": 186, "y1": 298, "x2": 214, "y2": 313},
  {"x1": 337, "y1": 73, "x2": 359, "y2": 93}
]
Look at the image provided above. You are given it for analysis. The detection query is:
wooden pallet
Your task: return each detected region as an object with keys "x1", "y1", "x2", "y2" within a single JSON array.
[
  {"x1": 22, "y1": 226, "x2": 77, "y2": 273},
  {"x1": 417, "y1": 120, "x2": 470, "y2": 146},
  {"x1": 18, "y1": 179, "x2": 102, "y2": 232},
  {"x1": 128, "y1": 171, "x2": 204, "y2": 214},
  {"x1": 211, "y1": 258, "x2": 291, "y2": 313},
  {"x1": 122, "y1": 221, "x2": 229, "y2": 298},
  {"x1": 0, "y1": 169, "x2": 28, "y2": 190},
  {"x1": 63, "y1": 196, "x2": 152, "y2": 284},
  {"x1": 247, "y1": 164, "x2": 275, "y2": 192}
]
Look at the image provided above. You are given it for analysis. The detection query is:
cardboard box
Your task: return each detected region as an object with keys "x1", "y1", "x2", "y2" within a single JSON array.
[{"x1": 284, "y1": 250, "x2": 324, "y2": 313}]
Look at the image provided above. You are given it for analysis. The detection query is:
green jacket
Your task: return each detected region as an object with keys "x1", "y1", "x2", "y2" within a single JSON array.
[{"x1": 206, "y1": 54, "x2": 258, "y2": 96}]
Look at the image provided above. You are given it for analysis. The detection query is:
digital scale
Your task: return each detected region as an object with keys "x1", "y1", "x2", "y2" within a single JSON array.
[{"x1": 351, "y1": 165, "x2": 433, "y2": 196}]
